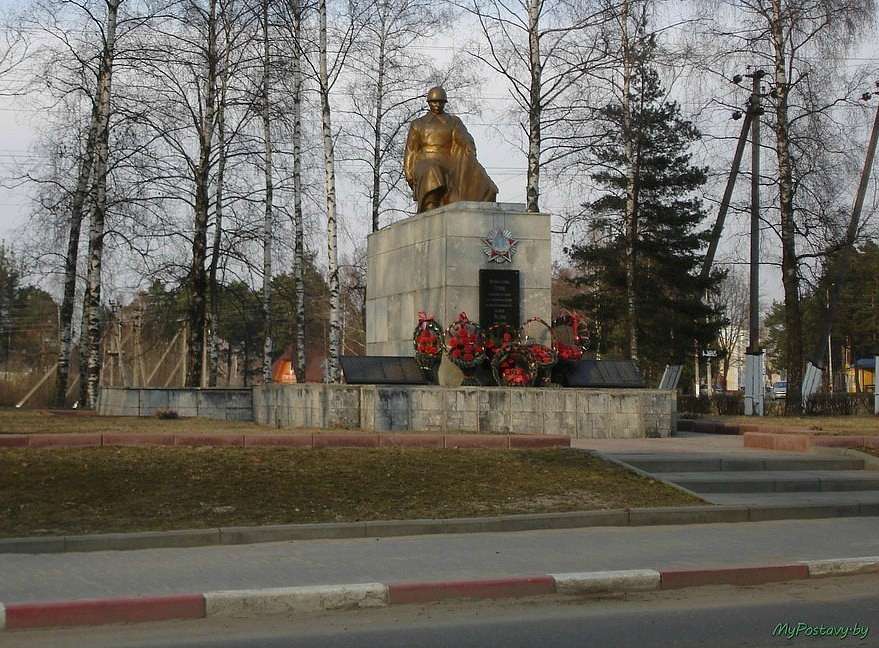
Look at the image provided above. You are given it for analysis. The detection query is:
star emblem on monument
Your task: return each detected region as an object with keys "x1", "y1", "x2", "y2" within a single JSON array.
[{"x1": 482, "y1": 228, "x2": 519, "y2": 264}]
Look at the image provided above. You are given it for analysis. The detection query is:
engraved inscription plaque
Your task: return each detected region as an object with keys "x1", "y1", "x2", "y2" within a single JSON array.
[
  {"x1": 479, "y1": 268, "x2": 520, "y2": 329},
  {"x1": 340, "y1": 356, "x2": 428, "y2": 385}
]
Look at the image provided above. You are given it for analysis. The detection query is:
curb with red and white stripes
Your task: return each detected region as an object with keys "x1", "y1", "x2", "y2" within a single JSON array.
[{"x1": 1, "y1": 556, "x2": 878, "y2": 631}]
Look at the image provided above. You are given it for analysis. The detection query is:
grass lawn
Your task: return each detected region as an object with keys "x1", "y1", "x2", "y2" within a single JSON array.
[
  {"x1": 0, "y1": 447, "x2": 702, "y2": 537},
  {"x1": 717, "y1": 415, "x2": 879, "y2": 436}
]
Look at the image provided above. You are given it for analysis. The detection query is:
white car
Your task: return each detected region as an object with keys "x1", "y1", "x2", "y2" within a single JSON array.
[{"x1": 772, "y1": 381, "x2": 787, "y2": 399}]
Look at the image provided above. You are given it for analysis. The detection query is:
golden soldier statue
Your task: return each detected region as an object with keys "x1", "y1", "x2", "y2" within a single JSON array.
[{"x1": 403, "y1": 86, "x2": 498, "y2": 212}]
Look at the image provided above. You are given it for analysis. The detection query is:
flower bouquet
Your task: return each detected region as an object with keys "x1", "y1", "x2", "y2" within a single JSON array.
[
  {"x1": 551, "y1": 309, "x2": 589, "y2": 363},
  {"x1": 521, "y1": 317, "x2": 557, "y2": 386},
  {"x1": 446, "y1": 312, "x2": 485, "y2": 385},
  {"x1": 412, "y1": 311, "x2": 444, "y2": 382},
  {"x1": 483, "y1": 323, "x2": 518, "y2": 360},
  {"x1": 491, "y1": 344, "x2": 537, "y2": 387}
]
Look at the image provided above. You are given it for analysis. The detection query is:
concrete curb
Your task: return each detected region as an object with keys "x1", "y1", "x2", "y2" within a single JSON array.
[
  {"x1": 0, "y1": 432, "x2": 571, "y2": 451},
  {"x1": 204, "y1": 584, "x2": 388, "y2": 617},
  {"x1": 801, "y1": 556, "x2": 879, "y2": 577},
  {"x1": 550, "y1": 569, "x2": 660, "y2": 594},
  {"x1": 1, "y1": 594, "x2": 204, "y2": 630},
  {"x1": 3, "y1": 558, "x2": 877, "y2": 631},
  {"x1": 3, "y1": 501, "x2": 878, "y2": 555}
]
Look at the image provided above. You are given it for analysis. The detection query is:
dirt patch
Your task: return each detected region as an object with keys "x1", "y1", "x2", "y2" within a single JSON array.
[{"x1": 0, "y1": 447, "x2": 702, "y2": 537}]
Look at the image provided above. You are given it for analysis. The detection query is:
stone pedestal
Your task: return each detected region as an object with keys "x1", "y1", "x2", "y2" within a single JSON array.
[{"x1": 366, "y1": 202, "x2": 551, "y2": 356}]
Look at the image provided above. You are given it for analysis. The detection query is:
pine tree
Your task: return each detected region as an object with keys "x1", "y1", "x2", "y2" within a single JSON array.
[{"x1": 566, "y1": 48, "x2": 723, "y2": 380}]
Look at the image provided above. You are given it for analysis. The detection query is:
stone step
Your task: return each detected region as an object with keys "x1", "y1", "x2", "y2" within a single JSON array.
[
  {"x1": 612, "y1": 454, "x2": 865, "y2": 473},
  {"x1": 662, "y1": 470, "x2": 879, "y2": 494},
  {"x1": 704, "y1": 490, "x2": 879, "y2": 508}
]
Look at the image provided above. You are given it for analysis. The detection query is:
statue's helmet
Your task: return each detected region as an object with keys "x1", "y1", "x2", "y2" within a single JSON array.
[{"x1": 426, "y1": 86, "x2": 447, "y2": 103}]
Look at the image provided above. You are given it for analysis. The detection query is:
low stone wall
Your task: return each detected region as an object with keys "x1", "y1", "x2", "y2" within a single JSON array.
[
  {"x1": 254, "y1": 384, "x2": 674, "y2": 438},
  {"x1": 97, "y1": 387, "x2": 253, "y2": 421}
]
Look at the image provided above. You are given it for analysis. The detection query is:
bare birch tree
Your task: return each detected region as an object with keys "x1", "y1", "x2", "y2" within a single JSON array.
[
  {"x1": 617, "y1": 0, "x2": 644, "y2": 361},
  {"x1": 27, "y1": 0, "x2": 125, "y2": 406},
  {"x1": 80, "y1": 0, "x2": 122, "y2": 407},
  {"x1": 341, "y1": 0, "x2": 474, "y2": 231},
  {"x1": 272, "y1": 0, "x2": 312, "y2": 380},
  {"x1": 290, "y1": 0, "x2": 307, "y2": 381},
  {"x1": 260, "y1": 0, "x2": 274, "y2": 383},
  {"x1": 460, "y1": 0, "x2": 615, "y2": 212},
  {"x1": 710, "y1": 269, "x2": 750, "y2": 388},
  {"x1": 701, "y1": 0, "x2": 877, "y2": 413},
  {"x1": 207, "y1": 2, "x2": 235, "y2": 386},
  {"x1": 130, "y1": 0, "x2": 258, "y2": 387},
  {"x1": 309, "y1": 0, "x2": 361, "y2": 382}
]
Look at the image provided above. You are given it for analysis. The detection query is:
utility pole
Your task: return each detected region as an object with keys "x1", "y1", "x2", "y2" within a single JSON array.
[
  {"x1": 804, "y1": 82, "x2": 879, "y2": 400},
  {"x1": 698, "y1": 74, "x2": 760, "y2": 401},
  {"x1": 743, "y1": 69, "x2": 766, "y2": 416},
  {"x1": 700, "y1": 106, "x2": 753, "y2": 283}
]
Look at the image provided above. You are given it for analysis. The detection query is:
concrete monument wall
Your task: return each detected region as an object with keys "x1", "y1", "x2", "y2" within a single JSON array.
[
  {"x1": 97, "y1": 387, "x2": 253, "y2": 421},
  {"x1": 254, "y1": 384, "x2": 674, "y2": 438},
  {"x1": 366, "y1": 202, "x2": 551, "y2": 356}
]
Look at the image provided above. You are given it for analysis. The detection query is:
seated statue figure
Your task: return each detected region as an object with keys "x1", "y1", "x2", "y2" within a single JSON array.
[{"x1": 403, "y1": 86, "x2": 498, "y2": 212}]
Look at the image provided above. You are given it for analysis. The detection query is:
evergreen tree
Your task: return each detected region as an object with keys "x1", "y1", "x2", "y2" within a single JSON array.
[
  {"x1": 764, "y1": 242, "x2": 879, "y2": 388},
  {"x1": 0, "y1": 244, "x2": 21, "y2": 367},
  {"x1": 566, "y1": 47, "x2": 723, "y2": 380}
]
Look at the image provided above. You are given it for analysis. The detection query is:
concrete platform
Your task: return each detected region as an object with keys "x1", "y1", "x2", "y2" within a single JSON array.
[{"x1": 253, "y1": 383, "x2": 674, "y2": 437}]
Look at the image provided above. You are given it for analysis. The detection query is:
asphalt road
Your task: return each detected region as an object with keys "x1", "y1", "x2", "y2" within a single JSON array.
[{"x1": 5, "y1": 574, "x2": 879, "y2": 648}]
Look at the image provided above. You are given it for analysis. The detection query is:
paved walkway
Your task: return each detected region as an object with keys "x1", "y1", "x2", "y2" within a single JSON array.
[
  {"x1": 573, "y1": 432, "x2": 788, "y2": 455},
  {"x1": 1, "y1": 518, "x2": 878, "y2": 604}
]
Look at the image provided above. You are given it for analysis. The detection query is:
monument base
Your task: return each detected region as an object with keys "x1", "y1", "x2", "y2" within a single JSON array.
[
  {"x1": 366, "y1": 202, "x2": 551, "y2": 356},
  {"x1": 253, "y1": 384, "x2": 674, "y2": 438}
]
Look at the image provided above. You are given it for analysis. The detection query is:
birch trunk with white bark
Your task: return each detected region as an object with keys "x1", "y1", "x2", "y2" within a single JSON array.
[
  {"x1": 319, "y1": 0, "x2": 341, "y2": 383},
  {"x1": 54, "y1": 98, "x2": 100, "y2": 407},
  {"x1": 370, "y1": 30, "x2": 385, "y2": 232},
  {"x1": 261, "y1": 0, "x2": 273, "y2": 384},
  {"x1": 526, "y1": 0, "x2": 541, "y2": 213},
  {"x1": 771, "y1": 0, "x2": 803, "y2": 413},
  {"x1": 620, "y1": 0, "x2": 640, "y2": 362},
  {"x1": 291, "y1": 0, "x2": 306, "y2": 381},
  {"x1": 207, "y1": 21, "x2": 231, "y2": 388},
  {"x1": 82, "y1": 0, "x2": 120, "y2": 408},
  {"x1": 186, "y1": 0, "x2": 219, "y2": 387}
]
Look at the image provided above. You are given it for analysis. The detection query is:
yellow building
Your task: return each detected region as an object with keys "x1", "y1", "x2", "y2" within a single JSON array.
[{"x1": 846, "y1": 358, "x2": 876, "y2": 393}]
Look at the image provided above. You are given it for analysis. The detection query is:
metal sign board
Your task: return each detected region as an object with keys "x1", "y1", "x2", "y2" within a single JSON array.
[
  {"x1": 479, "y1": 268, "x2": 520, "y2": 329},
  {"x1": 340, "y1": 356, "x2": 428, "y2": 385},
  {"x1": 557, "y1": 360, "x2": 645, "y2": 388}
]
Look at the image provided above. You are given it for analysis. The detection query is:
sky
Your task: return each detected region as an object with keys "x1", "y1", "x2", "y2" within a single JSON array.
[{"x1": 0, "y1": 1, "x2": 877, "y2": 315}]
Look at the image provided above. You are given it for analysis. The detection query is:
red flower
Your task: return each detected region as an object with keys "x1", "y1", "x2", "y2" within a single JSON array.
[{"x1": 556, "y1": 343, "x2": 582, "y2": 361}]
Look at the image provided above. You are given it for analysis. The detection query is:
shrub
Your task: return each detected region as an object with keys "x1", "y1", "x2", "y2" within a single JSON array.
[
  {"x1": 804, "y1": 392, "x2": 873, "y2": 416},
  {"x1": 678, "y1": 393, "x2": 743, "y2": 416}
]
